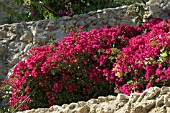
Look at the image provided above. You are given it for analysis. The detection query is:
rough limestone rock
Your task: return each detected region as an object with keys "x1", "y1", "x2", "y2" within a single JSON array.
[
  {"x1": 16, "y1": 87, "x2": 170, "y2": 113},
  {"x1": 147, "y1": 0, "x2": 170, "y2": 19}
]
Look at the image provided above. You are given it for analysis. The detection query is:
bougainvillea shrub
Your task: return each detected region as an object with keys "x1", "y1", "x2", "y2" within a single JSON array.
[
  {"x1": 113, "y1": 18, "x2": 170, "y2": 95},
  {"x1": 8, "y1": 18, "x2": 169, "y2": 111}
]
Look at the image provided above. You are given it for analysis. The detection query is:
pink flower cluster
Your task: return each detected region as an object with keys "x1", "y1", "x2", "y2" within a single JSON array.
[
  {"x1": 58, "y1": 9, "x2": 74, "y2": 16},
  {"x1": 9, "y1": 18, "x2": 170, "y2": 110},
  {"x1": 113, "y1": 19, "x2": 170, "y2": 95}
]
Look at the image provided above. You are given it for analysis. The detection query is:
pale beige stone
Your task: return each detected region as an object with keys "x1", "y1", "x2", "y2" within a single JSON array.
[
  {"x1": 79, "y1": 105, "x2": 90, "y2": 113},
  {"x1": 142, "y1": 100, "x2": 156, "y2": 111},
  {"x1": 166, "y1": 107, "x2": 170, "y2": 113},
  {"x1": 20, "y1": 31, "x2": 33, "y2": 42},
  {"x1": 68, "y1": 103, "x2": 77, "y2": 110}
]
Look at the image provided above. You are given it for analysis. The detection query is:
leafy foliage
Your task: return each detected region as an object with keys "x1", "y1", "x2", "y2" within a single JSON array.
[{"x1": 1, "y1": 0, "x2": 149, "y2": 23}]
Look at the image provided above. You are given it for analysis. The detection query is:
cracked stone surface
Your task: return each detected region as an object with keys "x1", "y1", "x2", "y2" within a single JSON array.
[{"x1": 17, "y1": 87, "x2": 170, "y2": 113}]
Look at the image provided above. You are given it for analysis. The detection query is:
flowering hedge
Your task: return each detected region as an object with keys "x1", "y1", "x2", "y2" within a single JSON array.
[
  {"x1": 113, "y1": 18, "x2": 170, "y2": 95},
  {"x1": 8, "y1": 18, "x2": 170, "y2": 111}
]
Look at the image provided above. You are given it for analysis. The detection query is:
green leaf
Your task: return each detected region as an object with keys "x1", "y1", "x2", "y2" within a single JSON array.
[
  {"x1": 160, "y1": 47, "x2": 165, "y2": 52},
  {"x1": 109, "y1": 56, "x2": 115, "y2": 61},
  {"x1": 132, "y1": 87, "x2": 136, "y2": 92},
  {"x1": 10, "y1": 107, "x2": 15, "y2": 112},
  {"x1": 43, "y1": 11, "x2": 49, "y2": 19},
  {"x1": 158, "y1": 57, "x2": 163, "y2": 62},
  {"x1": 160, "y1": 51, "x2": 167, "y2": 58},
  {"x1": 48, "y1": 13, "x2": 55, "y2": 19},
  {"x1": 98, "y1": 49, "x2": 101, "y2": 54},
  {"x1": 127, "y1": 80, "x2": 133, "y2": 85},
  {"x1": 51, "y1": 68, "x2": 59, "y2": 75},
  {"x1": 0, "y1": 109, "x2": 3, "y2": 113}
]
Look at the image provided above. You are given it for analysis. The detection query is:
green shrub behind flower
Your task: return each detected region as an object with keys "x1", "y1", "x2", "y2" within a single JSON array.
[{"x1": 1, "y1": 0, "x2": 149, "y2": 22}]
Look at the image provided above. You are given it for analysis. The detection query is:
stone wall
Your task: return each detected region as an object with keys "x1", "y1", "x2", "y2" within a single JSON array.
[{"x1": 17, "y1": 87, "x2": 170, "y2": 113}]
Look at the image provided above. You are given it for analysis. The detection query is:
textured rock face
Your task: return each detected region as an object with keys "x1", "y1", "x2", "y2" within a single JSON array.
[
  {"x1": 147, "y1": 0, "x2": 170, "y2": 19},
  {"x1": 16, "y1": 87, "x2": 170, "y2": 113}
]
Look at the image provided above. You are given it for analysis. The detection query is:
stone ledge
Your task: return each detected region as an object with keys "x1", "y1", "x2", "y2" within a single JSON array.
[{"x1": 16, "y1": 87, "x2": 170, "y2": 113}]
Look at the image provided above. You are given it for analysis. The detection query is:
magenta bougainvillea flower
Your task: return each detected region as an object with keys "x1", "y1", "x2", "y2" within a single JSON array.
[{"x1": 8, "y1": 18, "x2": 170, "y2": 110}]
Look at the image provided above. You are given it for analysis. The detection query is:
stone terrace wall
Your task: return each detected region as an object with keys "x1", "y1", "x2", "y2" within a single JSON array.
[
  {"x1": 0, "y1": 0, "x2": 169, "y2": 83},
  {"x1": 17, "y1": 87, "x2": 170, "y2": 113}
]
